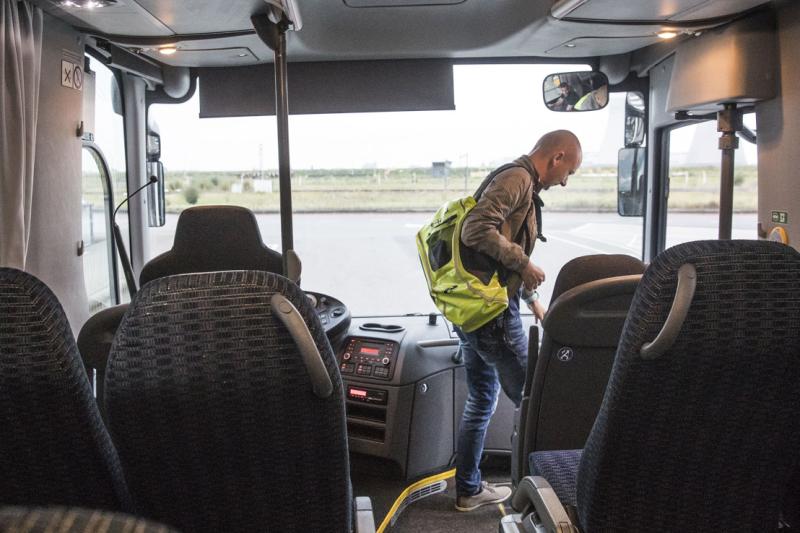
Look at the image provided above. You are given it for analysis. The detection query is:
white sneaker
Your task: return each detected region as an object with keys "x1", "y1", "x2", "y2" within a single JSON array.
[{"x1": 455, "y1": 481, "x2": 512, "y2": 511}]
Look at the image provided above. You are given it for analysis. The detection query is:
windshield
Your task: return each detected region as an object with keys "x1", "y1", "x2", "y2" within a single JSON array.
[{"x1": 148, "y1": 64, "x2": 634, "y2": 316}]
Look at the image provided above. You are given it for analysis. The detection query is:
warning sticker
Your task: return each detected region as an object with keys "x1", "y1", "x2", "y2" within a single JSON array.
[{"x1": 61, "y1": 59, "x2": 83, "y2": 91}]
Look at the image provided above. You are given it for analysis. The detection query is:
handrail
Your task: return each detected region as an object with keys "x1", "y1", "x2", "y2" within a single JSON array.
[
  {"x1": 416, "y1": 339, "x2": 459, "y2": 348},
  {"x1": 271, "y1": 293, "x2": 333, "y2": 398},
  {"x1": 640, "y1": 263, "x2": 697, "y2": 360}
]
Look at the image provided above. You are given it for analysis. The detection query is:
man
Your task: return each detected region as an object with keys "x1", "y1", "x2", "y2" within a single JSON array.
[
  {"x1": 453, "y1": 130, "x2": 582, "y2": 511},
  {"x1": 556, "y1": 82, "x2": 580, "y2": 111}
]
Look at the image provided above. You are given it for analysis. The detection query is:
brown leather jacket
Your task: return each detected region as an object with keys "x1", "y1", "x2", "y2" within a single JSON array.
[{"x1": 460, "y1": 156, "x2": 539, "y2": 296}]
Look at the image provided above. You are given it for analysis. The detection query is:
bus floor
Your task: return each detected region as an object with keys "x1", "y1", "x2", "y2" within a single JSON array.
[{"x1": 351, "y1": 454, "x2": 510, "y2": 532}]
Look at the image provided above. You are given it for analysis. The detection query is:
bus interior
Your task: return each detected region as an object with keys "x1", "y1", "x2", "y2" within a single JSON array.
[{"x1": 1, "y1": 0, "x2": 799, "y2": 532}]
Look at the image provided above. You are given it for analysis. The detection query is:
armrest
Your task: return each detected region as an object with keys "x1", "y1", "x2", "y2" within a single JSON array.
[
  {"x1": 511, "y1": 476, "x2": 577, "y2": 533},
  {"x1": 354, "y1": 496, "x2": 376, "y2": 533}
]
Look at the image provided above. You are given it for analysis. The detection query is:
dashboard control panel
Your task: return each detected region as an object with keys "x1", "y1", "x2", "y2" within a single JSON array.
[{"x1": 339, "y1": 337, "x2": 399, "y2": 380}]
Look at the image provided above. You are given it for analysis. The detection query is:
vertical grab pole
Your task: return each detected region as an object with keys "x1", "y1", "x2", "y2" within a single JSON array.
[
  {"x1": 252, "y1": 14, "x2": 294, "y2": 275},
  {"x1": 717, "y1": 103, "x2": 741, "y2": 240}
]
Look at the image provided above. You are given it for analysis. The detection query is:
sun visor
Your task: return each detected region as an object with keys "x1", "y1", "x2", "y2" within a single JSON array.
[
  {"x1": 666, "y1": 12, "x2": 777, "y2": 113},
  {"x1": 199, "y1": 59, "x2": 455, "y2": 117}
]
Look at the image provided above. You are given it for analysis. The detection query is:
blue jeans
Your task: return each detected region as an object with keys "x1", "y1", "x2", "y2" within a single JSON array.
[{"x1": 454, "y1": 292, "x2": 528, "y2": 497}]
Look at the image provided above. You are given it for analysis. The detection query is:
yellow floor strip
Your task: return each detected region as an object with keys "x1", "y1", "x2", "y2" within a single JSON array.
[
  {"x1": 498, "y1": 502, "x2": 507, "y2": 516},
  {"x1": 376, "y1": 468, "x2": 456, "y2": 533}
]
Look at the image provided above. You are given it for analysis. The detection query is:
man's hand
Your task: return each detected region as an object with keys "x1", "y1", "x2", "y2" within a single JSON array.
[
  {"x1": 521, "y1": 260, "x2": 546, "y2": 290},
  {"x1": 530, "y1": 300, "x2": 546, "y2": 323}
]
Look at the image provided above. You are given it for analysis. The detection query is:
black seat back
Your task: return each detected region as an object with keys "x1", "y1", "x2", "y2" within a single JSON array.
[
  {"x1": 79, "y1": 205, "x2": 284, "y2": 411},
  {"x1": 521, "y1": 255, "x2": 644, "y2": 463},
  {"x1": 139, "y1": 205, "x2": 282, "y2": 286},
  {"x1": 577, "y1": 240, "x2": 800, "y2": 531},
  {"x1": 0, "y1": 268, "x2": 129, "y2": 510},
  {"x1": 0, "y1": 507, "x2": 179, "y2": 533},
  {"x1": 105, "y1": 271, "x2": 350, "y2": 533}
]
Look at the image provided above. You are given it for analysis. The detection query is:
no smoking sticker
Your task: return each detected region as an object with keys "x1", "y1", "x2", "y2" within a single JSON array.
[{"x1": 61, "y1": 59, "x2": 83, "y2": 91}]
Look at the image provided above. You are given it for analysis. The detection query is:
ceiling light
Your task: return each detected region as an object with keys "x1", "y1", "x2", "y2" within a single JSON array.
[
  {"x1": 158, "y1": 46, "x2": 178, "y2": 56},
  {"x1": 565, "y1": 43, "x2": 576, "y2": 48},
  {"x1": 657, "y1": 31, "x2": 679, "y2": 40},
  {"x1": 237, "y1": 53, "x2": 248, "y2": 57},
  {"x1": 60, "y1": 0, "x2": 117, "y2": 8}
]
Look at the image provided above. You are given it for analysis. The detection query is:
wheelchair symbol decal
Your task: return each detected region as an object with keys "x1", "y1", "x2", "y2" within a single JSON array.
[{"x1": 557, "y1": 347, "x2": 574, "y2": 363}]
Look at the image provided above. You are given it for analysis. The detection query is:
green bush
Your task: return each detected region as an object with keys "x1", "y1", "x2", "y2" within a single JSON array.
[{"x1": 183, "y1": 186, "x2": 200, "y2": 205}]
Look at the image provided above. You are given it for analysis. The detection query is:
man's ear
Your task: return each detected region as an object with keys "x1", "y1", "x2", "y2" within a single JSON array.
[{"x1": 552, "y1": 151, "x2": 565, "y2": 165}]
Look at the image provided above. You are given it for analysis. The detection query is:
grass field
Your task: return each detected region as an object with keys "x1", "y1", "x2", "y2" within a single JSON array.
[{"x1": 82, "y1": 165, "x2": 758, "y2": 214}]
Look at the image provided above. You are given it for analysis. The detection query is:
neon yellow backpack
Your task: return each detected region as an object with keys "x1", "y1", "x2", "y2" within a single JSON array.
[{"x1": 416, "y1": 164, "x2": 521, "y2": 332}]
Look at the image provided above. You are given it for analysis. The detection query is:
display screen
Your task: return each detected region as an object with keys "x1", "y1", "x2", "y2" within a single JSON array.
[
  {"x1": 349, "y1": 387, "x2": 368, "y2": 398},
  {"x1": 360, "y1": 346, "x2": 380, "y2": 355}
]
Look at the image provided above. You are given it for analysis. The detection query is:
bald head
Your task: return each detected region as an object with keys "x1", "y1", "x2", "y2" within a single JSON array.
[{"x1": 529, "y1": 130, "x2": 583, "y2": 190}]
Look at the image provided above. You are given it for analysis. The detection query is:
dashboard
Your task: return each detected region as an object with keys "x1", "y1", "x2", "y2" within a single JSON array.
[{"x1": 308, "y1": 293, "x2": 515, "y2": 481}]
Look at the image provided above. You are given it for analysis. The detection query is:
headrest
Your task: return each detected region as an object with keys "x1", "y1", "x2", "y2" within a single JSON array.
[
  {"x1": 140, "y1": 205, "x2": 282, "y2": 286},
  {"x1": 550, "y1": 254, "x2": 645, "y2": 303}
]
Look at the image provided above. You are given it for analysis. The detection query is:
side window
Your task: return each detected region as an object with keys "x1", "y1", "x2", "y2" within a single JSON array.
[
  {"x1": 665, "y1": 115, "x2": 757, "y2": 247},
  {"x1": 81, "y1": 146, "x2": 115, "y2": 311},
  {"x1": 89, "y1": 58, "x2": 129, "y2": 303}
]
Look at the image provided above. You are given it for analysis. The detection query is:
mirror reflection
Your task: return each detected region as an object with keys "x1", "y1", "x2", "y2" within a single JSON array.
[{"x1": 543, "y1": 71, "x2": 609, "y2": 112}]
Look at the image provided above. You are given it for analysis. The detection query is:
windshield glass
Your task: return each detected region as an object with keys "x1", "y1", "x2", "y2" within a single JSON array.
[{"x1": 149, "y1": 64, "x2": 634, "y2": 316}]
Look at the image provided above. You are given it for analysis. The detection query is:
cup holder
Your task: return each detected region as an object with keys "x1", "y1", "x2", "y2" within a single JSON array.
[{"x1": 359, "y1": 323, "x2": 405, "y2": 333}]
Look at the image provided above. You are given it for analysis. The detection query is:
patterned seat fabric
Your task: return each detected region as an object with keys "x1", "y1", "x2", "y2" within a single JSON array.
[
  {"x1": 574, "y1": 240, "x2": 800, "y2": 532},
  {"x1": 106, "y1": 271, "x2": 351, "y2": 533},
  {"x1": 0, "y1": 507, "x2": 179, "y2": 533},
  {"x1": 529, "y1": 450, "x2": 582, "y2": 507},
  {"x1": 0, "y1": 268, "x2": 130, "y2": 511}
]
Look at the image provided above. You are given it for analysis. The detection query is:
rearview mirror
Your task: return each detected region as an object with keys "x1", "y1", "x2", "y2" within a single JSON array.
[
  {"x1": 625, "y1": 91, "x2": 646, "y2": 146},
  {"x1": 543, "y1": 71, "x2": 609, "y2": 112},
  {"x1": 618, "y1": 147, "x2": 645, "y2": 217}
]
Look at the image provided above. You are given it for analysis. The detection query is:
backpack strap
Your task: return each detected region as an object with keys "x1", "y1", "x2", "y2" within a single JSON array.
[
  {"x1": 533, "y1": 192, "x2": 547, "y2": 243},
  {"x1": 473, "y1": 163, "x2": 521, "y2": 200},
  {"x1": 474, "y1": 163, "x2": 547, "y2": 242}
]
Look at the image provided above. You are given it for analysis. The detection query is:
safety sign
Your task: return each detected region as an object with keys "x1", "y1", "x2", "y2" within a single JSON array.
[{"x1": 62, "y1": 59, "x2": 83, "y2": 91}]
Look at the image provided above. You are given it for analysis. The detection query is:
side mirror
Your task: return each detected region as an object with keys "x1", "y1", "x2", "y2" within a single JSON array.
[
  {"x1": 543, "y1": 71, "x2": 609, "y2": 112},
  {"x1": 625, "y1": 91, "x2": 646, "y2": 147},
  {"x1": 111, "y1": 76, "x2": 123, "y2": 116},
  {"x1": 147, "y1": 161, "x2": 166, "y2": 227},
  {"x1": 618, "y1": 147, "x2": 646, "y2": 217},
  {"x1": 147, "y1": 131, "x2": 161, "y2": 162}
]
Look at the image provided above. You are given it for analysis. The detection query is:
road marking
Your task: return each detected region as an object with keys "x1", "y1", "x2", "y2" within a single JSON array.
[{"x1": 545, "y1": 233, "x2": 618, "y2": 254}]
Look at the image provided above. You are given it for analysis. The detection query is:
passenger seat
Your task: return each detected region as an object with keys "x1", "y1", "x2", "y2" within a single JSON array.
[
  {"x1": 78, "y1": 205, "x2": 288, "y2": 409},
  {"x1": 512, "y1": 254, "x2": 645, "y2": 484},
  {"x1": 105, "y1": 270, "x2": 372, "y2": 533},
  {"x1": 0, "y1": 268, "x2": 130, "y2": 511},
  {"x1": 0, "y1": 507, "x2": 178, "y2": 533},
  {"x1": 511, "y1": 240, "x2": 800, "y2": 532}
]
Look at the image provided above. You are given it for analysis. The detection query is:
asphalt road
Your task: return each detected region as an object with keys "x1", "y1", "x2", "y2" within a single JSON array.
[{"x1": 147, "y1": 211, "x2": 757, "y2": 317}]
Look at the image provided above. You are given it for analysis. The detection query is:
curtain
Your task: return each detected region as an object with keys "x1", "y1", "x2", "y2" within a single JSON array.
[{"x1": 0, "y1": 0, "x2": 42, "y2": 269}]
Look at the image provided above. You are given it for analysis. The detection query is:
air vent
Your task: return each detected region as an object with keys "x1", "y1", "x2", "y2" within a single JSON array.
[{"x1": 344, "y1": 0, "x2": 465, "y2": 7}]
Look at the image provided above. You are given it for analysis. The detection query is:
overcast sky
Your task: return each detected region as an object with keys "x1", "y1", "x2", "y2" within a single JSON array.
[{"x1": 94, "y1": 62, "x2": 757, "y2": 172}]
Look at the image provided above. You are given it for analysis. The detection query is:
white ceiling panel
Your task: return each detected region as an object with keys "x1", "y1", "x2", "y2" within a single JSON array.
[
  {"x1": 133, "y1": 0, "x2": 266, "y2": 34},
  {"x1": 553, "y1": 0, "x2": 770, "y2": 21},
  {"x1": 41, "y1": 0, "x2": 171, "y2": 36}
]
